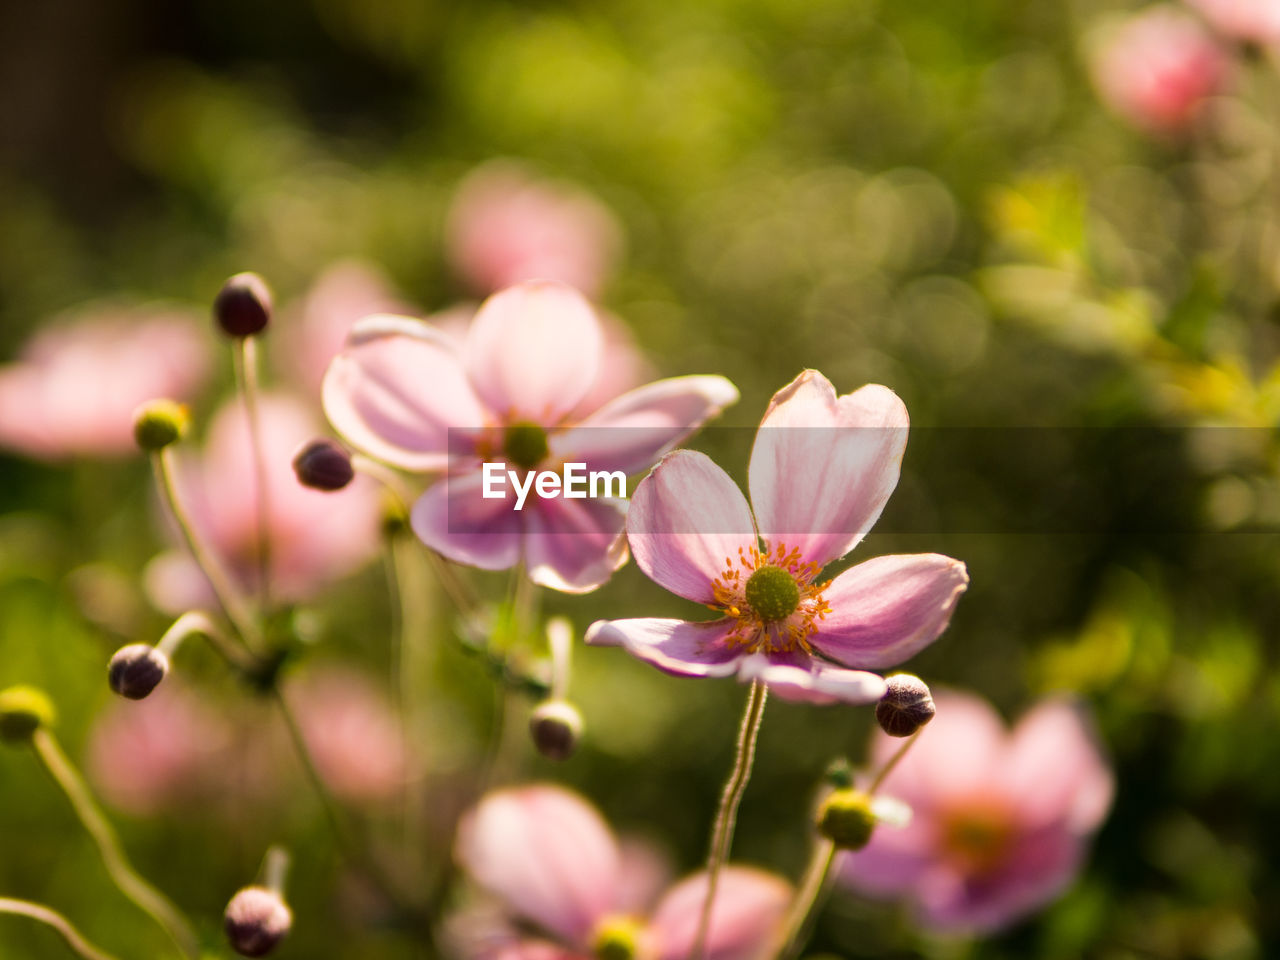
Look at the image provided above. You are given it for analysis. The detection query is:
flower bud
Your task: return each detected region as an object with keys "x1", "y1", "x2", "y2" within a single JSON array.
[
  {"x1": 224, "y1": 886, "x2": 292, "y2": 957},
  {"x1": 875, "y1": 673, "x2": 936, "y2": 738},
  {"x1": 132, "y1": 399, "x2": 189, "y2": 451},
  {"x1": 529, "y1": 699, "x2": 583, "y2": 761},
  {"x1": 0, "y1": 686, "x2": 56, "y2": 743},
  {"x1": 214, "y1": 272, "x2": 273, "y2": 338},
  {"x1": 107, "y1": 644, "x2": 170, "y2": 700},
  {"x1": 591, "y1": 915, "x2": 647, "y2": 960},
  {"x1": 292, "y1": 439, "x2": 355, "y2": 491},
  {"x1": 817, "y1": 788, "x2": 877, "y2": 850}
]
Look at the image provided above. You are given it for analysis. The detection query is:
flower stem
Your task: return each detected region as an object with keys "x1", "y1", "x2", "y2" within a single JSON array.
[
  {"x1": 0, "y1": 897, "x2": 122, "y2": 960},
  {"x1": 867, "y1": 729, "x2": 921, "y2": 796},
  {"x1": 689, "y1": 680, "x2": 769, "y2": 960},
  {"x1": 260, "y1": 845, "x2": 291, "y2": 895},
  {"x1": 771, "y1": 837, "x2": 836, "y2": 960},
  {"x1": 31, "y1": 729, "x2": 199, "y2": 959},
  {"x1": 150, "y1": 449, "x2": 262, "y2": 649},
  {"x1": 233, "y1": 336, "x2": 272, "y2": 611}
]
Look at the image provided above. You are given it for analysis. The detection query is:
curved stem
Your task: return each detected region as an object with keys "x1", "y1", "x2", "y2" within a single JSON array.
[
  {"x1": 770, "y1": 838, "x2": 836, "y2": 960},
  {"x1": 0, "y1": 897, "x2": 121, "y2": 960},
  {"x1": 867, "y1": 730, "x2": 921, "y2": 796},
  {"x1": 689, "y1": 680, "x2": 769, "y2": 960},
  {"x1": 150, "y1": 449, "x2": 262, "y2": 649},
  {"x1": 233, "y1": 337, "x2": 272, "y2": 611},
  {"x1": 31, "y1": 730, "x2": 199, "y2": 959}
]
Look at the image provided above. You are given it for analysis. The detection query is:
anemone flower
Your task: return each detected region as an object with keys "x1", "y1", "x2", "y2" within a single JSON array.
[
  {"x1": 323, "y1": 280, "x2": 737, "y2": 593},
  {"x1": 587, "y1": 370, "x2": 968, "y2": 705},
  {"x1": 838, "y1": 690, "x2": 1114, "y2": 933},
  {"x1": 451, "y1": 784, "x2": 791, "y2": 960}
]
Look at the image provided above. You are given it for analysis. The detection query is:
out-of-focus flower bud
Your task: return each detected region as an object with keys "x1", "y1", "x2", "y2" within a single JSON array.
[
  {"x1": 817, "y1": 788, "x2": 877, "y2": 850},
  {"x1": 224, "y1": 886, "x2": 292, "y2": 957},
  {"x1": 875, "y1": 674, "x2": 936, "y2": 738},
  {"x1": 292, "y1": 439, "x2": 355, "y2": 491},
  {"x1": 529, "y1": 699, "x2": 583, "y2": 761},
  {"x1": 132, "y1": 399, "x2": 189, "y2": 451},
  {"x1": 107, "y1": 644, "x2": 170, "y2": 700},
  {"x1": 591, "y1": 915, "x2": 647, "y2": 960},
  {"x1": 0, "y1": 686, "x2": 56, "y2": 743},
  {"x1": 214, "y1": 273, "x2": 273, "y2": 338}
]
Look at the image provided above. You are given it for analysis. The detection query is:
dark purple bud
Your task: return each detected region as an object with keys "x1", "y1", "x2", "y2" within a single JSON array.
[
  {"x1": 225, "y1": 887, "x2": 292, "y2": 957},
  {"x1": 214, "y1": 273, "x2": 273, "y2": 338},
  {"x1": 107, "y1": 644, "x2": 170, "y2": 700},
  {"x1": 529, "y1": 700, "x2": 583, "y2": 761},
  {"x1": 292, "y1": 439, "x2": 355, "y2": 492},
  {"x1": 875, "y1": 673, "x2": 936, "y2": 738}
]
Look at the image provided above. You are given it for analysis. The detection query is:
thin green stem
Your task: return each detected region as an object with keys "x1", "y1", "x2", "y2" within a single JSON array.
[
  {"x1": 150, "y1": 449, "x2": 262, "y2": 649},
  {"x1": 867, "y1": 730, "x2": 921, "y2": 796},
  {"x1": 31, "y1": 730, "x2": 198, "y2": 959},
  {"x1": 390, "y1": 533, "x2": 432, "y2": 852},
  {"x1": 0, "y1": 897, "x2": 121, "y2": 960},
  {"x1": 771, "y1": 837, "x2": 836, "y2": 960},
  {"x1": 689, "y1": 680, "x2": 769, "y2": 960},
  {"x1": 260, "y1": 846, "x2": 291, "y2": 895},
  {"x1": 233, "y1": 336, "x2": 273, "y2": 612}
]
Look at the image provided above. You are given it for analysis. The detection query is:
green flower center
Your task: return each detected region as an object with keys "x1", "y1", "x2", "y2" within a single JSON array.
[
  {"x1": 744, "y1": 564, "x2": 801, "y2": 622},
  {"x1": 502, "y1": 420, "x2": 549, "y2": 471},
  {"x1": 592, "y1": 915, "x2": 644, "y2": 960}
]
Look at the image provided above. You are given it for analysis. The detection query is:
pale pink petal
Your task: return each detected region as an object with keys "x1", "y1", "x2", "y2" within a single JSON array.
[
  {"x1": 868, "y1": 689, "x2": 1009, "y2": 808},
  {"x1": 1187, "y1": 0, "x2": 1280, "y2": 44},
  {"x1": 650, "y1": 868, "x2": 792, "y2": 960},
  {"x1": 812, "y1": 554, "x2": 969, "y2": 669},
  {"x1": 444, "y1": 904, "x2": 587, "y2": 960},
  {"x1": 455, "y1": 785, "x2": 621, "y2": 943},
  {"x1": 626, "y1": 451, "x2": 757, "y2": 605},
  {"x1": 464, "y1": 282, "x2": 603, "y2": 424},
  {"x1": 748, "y1": 371, "x2": 909, "y2": 569},
  {"x1": 585, "y1": 618, "x2": 745, "y2": 678},
  {"x1": 410, "y1": 472, "x2": 524, "y2": 572},
  {"x1": 615, "y1": 837, "x2": 674, "y2": 914},
  {"x1": 552, "y1": 375, "x2": 740, "y2": 476},
  {"x1": 572, "y1": 310, "x2": 654, "y2": 417},
  {"x1": 736, "y1": 655, "x2": 887, "y2": 705},
  {"x1": 837, "y1": 816, "x2": 938, "y2": 898},
  {"x1": 323, "y1": 317, "x2": 488, "y2": 471},
  {"x1": 523, "y1": 495, "x2": 629, "y2": 594},
  {"x1": 999, "y1": 700, "x2": 1114, "y2": 834}
]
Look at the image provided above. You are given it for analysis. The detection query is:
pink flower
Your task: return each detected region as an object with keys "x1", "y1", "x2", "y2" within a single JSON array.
[
  {"x1": 1090, "y1": 6, "x2": 1227, "y2": 134},
  {"x1": 451, "y1": 784, "x2": 791, "y2": 960},
  {"x1": 1187, "y1": 0, "x2": 1280, "y2": 46},
  {"x1": 275, "y1": 260, "x2": 413, "y2": 399},
  {"x1": 0, "y1": 306, "x2": 210, "y2": 460},
  {"x1": 146, "y1": 393, "x2": 382, "y2": 611},
  {"x1": 287, "y1": 666, "x2": 408, "y2": 805},
  {"x1": 323, "y1": 280, "x2": 737, "y2": 593},
  {"x1": 838, "y1": 690, "x2": 1115, "y2": 933},
  {"x1": 586, "y1": 370, "x2": 968, "y2": 705},
  {"x1": 446, "y1": 162, "x2": 623, "y2": 298}
]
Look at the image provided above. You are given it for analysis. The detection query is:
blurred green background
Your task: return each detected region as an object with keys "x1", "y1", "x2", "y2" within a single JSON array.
[{"x1": 2, "y1": 0, "x2": 1279, "y2": 957}]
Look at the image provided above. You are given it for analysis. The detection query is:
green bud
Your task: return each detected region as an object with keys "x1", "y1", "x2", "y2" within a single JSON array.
[
  {"x1": 817, "y1": 788, "x2": 877, "y2": 850},
  {"x1": 133, "y1": 399, "x2": 189, "y2": 451},
  {"x1": 591, "y1": 915, "x2": 646, "y2": 960},
  {"x1": 0, "y1": 686, "x2": 56, "y2": 743}
]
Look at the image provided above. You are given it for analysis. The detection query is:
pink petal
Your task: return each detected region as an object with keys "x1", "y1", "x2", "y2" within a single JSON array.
[
  {"x1": 736, "y1": 655, "x2": 887, "y2": 705},
  {"x1": 748, "y1": 371, "x2": 908, "y2": 569},
  {"x1": 323, "y1": 316, "x2": 488, "y2": 471},
  {"x1": 836, "y1": 816, "x2": 938, "y2": 898},
  {"x1": 585, "y1": 618, "x2": 745, "y2": 678},
  {"x1": 455, "y1": 785, "x2": 621, "y2": 943},
  {"x1": 410, "y1": 472, "x2": 524, "y2": 572},
  {"x1": 523, "y1": 495, "x2": 629, "y2": 594},
  {"x1": 650, "y1": 868, "x2": 792, "y2": 960},
  {"x1": 552, "y1": 375, "x2": 739, "y2": 476},
  {"x1": 464, "y1": 282, "x2": 603, "y2": 424},
  {"x1": 812, "y1": 553, "x2": 968, "y2": 669},
  {"x1": 999, "y1": 700, "x2": 1114, "y2": 834},
  {"x1": 615, "y1": 837, "x2": 674, "y2": 915},
  {"x1": 626, "y1": 451, "x2": 757, "y2": 605}
]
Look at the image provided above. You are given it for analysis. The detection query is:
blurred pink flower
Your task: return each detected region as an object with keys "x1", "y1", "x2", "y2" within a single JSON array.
[
  {"x1": 0, "y1": 306, "x2": 210, "y2": 460},
  {"x1": 587, "y1": 370, "x2": 968, "y2": 705},
  {"x1": 275, "y1": 260, "x2": 413, "y2": 399},
  {"x1": 287, "y1": 666, "x2": 407, "y2": 805},
  {"x1": 1186, "y1": 0, "x2": 1280, "y2": 45},
  {"x1": 451, "y1": 784, "x2": 790, "y2": 960},
  {"x1": 146, "y1": 393, "x2": 382, "y2": 611},
  {"x1": 839, "y1": 690, "x2": 1115, "y2": 933},
  {"x1": 87, "y1": 683, "x2": 232, "y2": 816},
  {"x1": 446, "y1": 161, "x2": 623, "y2": 298},
  {"x1": 1091, "y1": 6, "x2": 1227, "y2": 134},
  {"x1": 323, "y1": 280, "x2": 737, "y2": 593}
]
